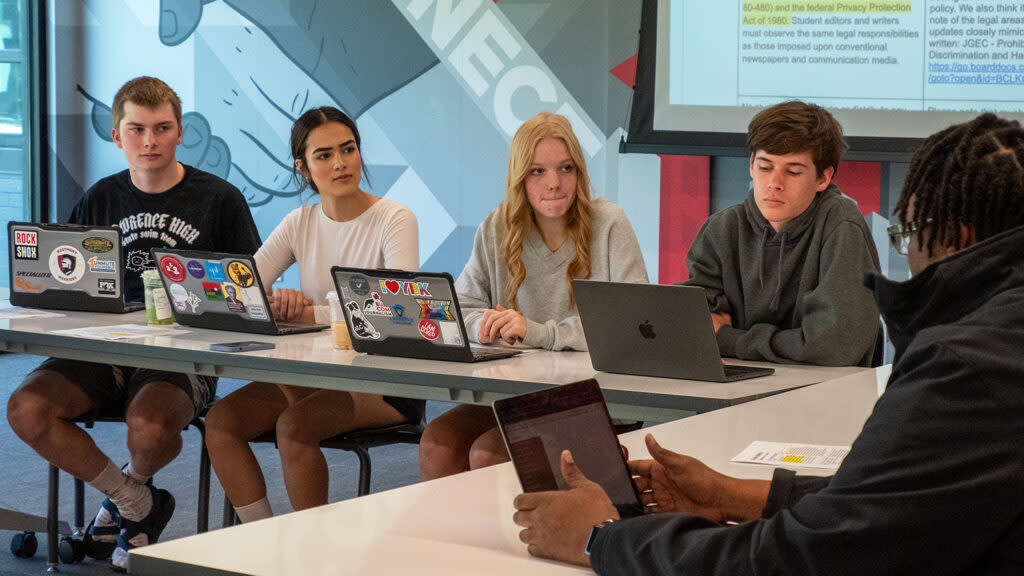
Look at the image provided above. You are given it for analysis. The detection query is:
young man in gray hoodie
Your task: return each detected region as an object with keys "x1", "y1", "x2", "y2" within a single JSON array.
[{"x1": 684, "y1": 101, "x2": 880, "y2": 366}]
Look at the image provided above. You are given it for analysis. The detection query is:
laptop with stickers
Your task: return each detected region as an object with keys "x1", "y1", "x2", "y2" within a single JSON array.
[
  {"x1": 330, "y1": 267, "x2": 519, "y2": 363},
  {"x1": 573, "y1": 280, "x2": 775, "y2": 382},
  {"x1": 7, "y1": 221, "x2": 143, "y2": 313},
  {"x1": 149, "y1": 248, "x2": 327, "y2": 336}
]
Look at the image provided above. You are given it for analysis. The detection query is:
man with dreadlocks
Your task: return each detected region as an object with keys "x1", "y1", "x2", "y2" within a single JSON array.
[
  {"x1": 512, "y1": 113, "x2": 1024, "y2": 575},
  {"x1": 682, "y1": 100, "x2": 881, "y2": 367}
]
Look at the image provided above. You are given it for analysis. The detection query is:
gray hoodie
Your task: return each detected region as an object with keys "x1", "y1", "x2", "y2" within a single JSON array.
[{"x1": 683, "y1": 184, "x2": 880, "y2": 366}]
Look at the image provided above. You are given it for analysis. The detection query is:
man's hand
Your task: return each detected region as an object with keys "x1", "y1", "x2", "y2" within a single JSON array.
[
  {"x1": 630, "y1": 434, "x2": 770, "y2": 523},
  {"x1": 478, "y1": 305, "x2": 526, "y2": 345},
  {"x1": 711, "y1": 311, "x2": 732, "y2": 333},
  {"x1": 268, "y1": 288, "x2": 312, "y2": 323},
  {"x1": 513, "y1": 450, "x2": 619, "y2": 566}
]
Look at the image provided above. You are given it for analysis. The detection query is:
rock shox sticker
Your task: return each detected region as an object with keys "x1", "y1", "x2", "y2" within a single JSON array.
[{"x1": 13, "y1": 229, "x2": 38, "y2": 260}]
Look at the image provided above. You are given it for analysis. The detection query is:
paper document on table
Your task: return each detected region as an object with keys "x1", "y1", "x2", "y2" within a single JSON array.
[
  {"x1": 0, "y1": 307, "x2": 65, "y2": 319},
  {"x1": 731, "y1": 441, "x2": 850, "y2": 471},
  {"x1": 51, "y1": 324, "x2": 190, "y2": 341}
]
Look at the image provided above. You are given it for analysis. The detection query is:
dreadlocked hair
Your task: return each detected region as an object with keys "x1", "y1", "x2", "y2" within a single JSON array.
[{"x1": 895, "y1": 113, "x2": 1024, "y2": 256}]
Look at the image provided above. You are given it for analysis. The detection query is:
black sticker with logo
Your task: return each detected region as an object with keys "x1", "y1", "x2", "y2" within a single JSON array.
[
  {"x1": 98, "y1": 278, "x2": 117, "y2": 295},
  {"x1": 82, "y1": 236, "x2": 115, "y2": 253}
]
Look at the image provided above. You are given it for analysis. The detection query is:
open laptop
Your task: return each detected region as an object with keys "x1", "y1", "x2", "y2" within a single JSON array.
[
  {"x1": 7, "y1": 221, "x2": 144, "y2": 313},
  {"x1": 494, "y1": 379, "x2": 644, "y2": 517},
  {"x1": 331, "y1": 267, "x2": 519, "y2": 362},
  {"x1": 149, "y1": 248, "x2": 327, "y2": 336},
  {"x1": 574, "y1": 280, "x2": 775, "y2": 382}
]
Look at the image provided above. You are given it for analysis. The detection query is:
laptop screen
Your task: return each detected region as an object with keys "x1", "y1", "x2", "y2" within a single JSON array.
[
  {"x1": 332, "y1": 269, "x2": 467, "y2": 349},
  {"x1": 151, "y1": 250, "x2": 271, "y2": 323},
  {"x1": 9, "y1": 223, "x2": 123, "y2": 299}
]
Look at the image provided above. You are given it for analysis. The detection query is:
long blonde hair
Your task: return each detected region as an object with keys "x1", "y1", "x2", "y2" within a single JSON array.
[{"x1": 499, "y1": 112, "x2": 594, "y2": 309}]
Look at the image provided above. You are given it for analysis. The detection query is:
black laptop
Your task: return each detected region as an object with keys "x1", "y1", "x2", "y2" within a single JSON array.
[
  {"x1": 574, "y1": 280, "x2": 775, "y2": 382},
  {"x1": 331, "y1": 267, "x2": 519, "y2": 362},
  {"x1": 8, "y1": 221, "x2": 143, "y2": 313},
  {"x1": 150, "y1": 248, "x2": 327, "y2": 336}
]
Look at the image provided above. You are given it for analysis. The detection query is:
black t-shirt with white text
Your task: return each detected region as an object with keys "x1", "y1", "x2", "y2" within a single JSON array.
[{"x1": 68, "y1": 164, "x2": 262, "y2": 300}]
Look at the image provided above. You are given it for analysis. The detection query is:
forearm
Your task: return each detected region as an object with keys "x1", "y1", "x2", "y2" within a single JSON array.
[{"x1": 722, "y1": 477, "x2": 772, "y2": 523}]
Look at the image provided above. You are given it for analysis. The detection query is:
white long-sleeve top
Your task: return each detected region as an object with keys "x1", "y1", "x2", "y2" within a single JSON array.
[{"x1": 254, "y1": 199, "x2": 419, "y2": 323}]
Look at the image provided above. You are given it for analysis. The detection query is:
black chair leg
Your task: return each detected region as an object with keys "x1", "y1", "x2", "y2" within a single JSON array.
[
  {"x1": 47, "y1": 464, "x2": 59, "y2": 571},
  {"x1": 355, "y1": 447, "x2": 372, "y2": 497},
  {"x1": 73, "y1": 478, "x2": 85, "y2": 536},
  {"x1": 193, "y1": 420, "x2": 210, "y2": 534}
]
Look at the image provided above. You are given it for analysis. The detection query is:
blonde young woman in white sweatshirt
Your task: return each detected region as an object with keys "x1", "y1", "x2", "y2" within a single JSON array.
[{"x1": 419, "y1": 112, "x2": 648, "y2": 481}]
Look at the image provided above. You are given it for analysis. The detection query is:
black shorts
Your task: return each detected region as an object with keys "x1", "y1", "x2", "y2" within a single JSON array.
[
  {"x1": 383, "y1": 396, "x2": 426, "y2": 425},
  {"x1": 30, "y1": 358, "x2": 217, "y2": 419}
]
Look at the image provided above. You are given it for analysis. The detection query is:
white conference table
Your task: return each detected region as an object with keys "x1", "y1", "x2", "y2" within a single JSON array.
[
  {"x1": 128, "y1": 366, "x2": 891, "y2": 575},
  {"x1": 0, "y1": 307, "x2": 867, "y2": 422}
]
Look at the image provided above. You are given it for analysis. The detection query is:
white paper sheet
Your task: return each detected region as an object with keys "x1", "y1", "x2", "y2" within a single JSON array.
[
  {"x1": 50, "y1": 324, "x2": 189, "y2": 341},
  {"x1": 0, "y1": 307, "x2": 66, "y2": 320},
  {"x1": 731, "y1": 441, "x2": 850, "y2": 471}
]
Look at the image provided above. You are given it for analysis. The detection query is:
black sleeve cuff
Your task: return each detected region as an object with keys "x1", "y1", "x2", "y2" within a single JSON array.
[{"x1": 762, "y1": 468, "x2": 832, "y2": 518}]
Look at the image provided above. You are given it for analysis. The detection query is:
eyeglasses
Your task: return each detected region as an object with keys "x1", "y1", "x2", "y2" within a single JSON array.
[{"x1": 886, "y1": 218, "x2": 932, "y2": 255}]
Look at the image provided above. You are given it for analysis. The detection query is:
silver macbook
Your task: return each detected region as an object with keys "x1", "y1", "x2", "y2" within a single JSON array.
[
  {"x1": 574, "y1": 280, "x2": 774, "y2": 382},
  {"x1": 7, "y1": 221, "x2": 143, "y2": 313}
]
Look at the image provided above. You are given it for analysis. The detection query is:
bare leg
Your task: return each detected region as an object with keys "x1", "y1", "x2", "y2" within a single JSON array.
[
  {"x1": 123, "y1": 381, "x2": 196, "y2": 477},
  {"x1": 275, "y1": 390, "x2": 405, "y2": 511},
  {"x1": 468, "y1": 426, "x2": 510, "y2": 470},
  {"x1": 418, "y1": 404, "x2": 497, "y2": 481},
  {"x1": 7, "y1": 370, "x2": 109, "y2": 480},
  {"x1": 204, "y1": 382, "x2": 290, "y2": 508}
]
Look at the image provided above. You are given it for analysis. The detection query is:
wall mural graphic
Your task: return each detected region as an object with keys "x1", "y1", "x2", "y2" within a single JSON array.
[{"x1": 50, "y1": 1, "x2": 897, "y2": 293}]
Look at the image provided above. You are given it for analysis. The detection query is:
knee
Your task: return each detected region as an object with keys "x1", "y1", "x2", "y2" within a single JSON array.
[
  {"x1": 204, "y1": 402, "x2": 245, "y2": 448},
  {"x1": 418, "y1": 424, "x2": 469, "y2": 479},
  {"x1": 468, "y1": 437, "x2": 509, "y2": 471},
  {"x1": 274, "y1": 408, "x2": 318, "y2": 449},
  {"x1": 125, "y1": 413, "x2": 182, "y2": 453},
  {"x1": 7, "y1": 386, "x2": 60, "y2": 443}
]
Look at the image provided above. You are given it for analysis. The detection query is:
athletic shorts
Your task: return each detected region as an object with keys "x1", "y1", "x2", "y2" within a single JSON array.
[
  {"x1": 383, "y1": 396, "x2": 426, "y2": 425},
  {"x1": 30, "y1": 357, "x2": 217, "y2": 419}
]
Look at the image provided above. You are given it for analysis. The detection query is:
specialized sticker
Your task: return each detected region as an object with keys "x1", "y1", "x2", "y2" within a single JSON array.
[
  {"x1": 378, "y1": 279, "x2": 431, "y2": 297},
  {"x1": 416, "y1": 298, "x2": 454, "y2": 321},
  {"x1": 226, "y1": 260, "x2": 255, "y2": 287},
  {"x1": 126, "y1": 250, "x2": 151, "y2": 273},
  {"x1": 205, "y1": 262, "x2": 226, "y2": 282},
  {"x1": 186, "y1": 291, "x2": 203, "y2": 313},
  {"x1": 159, "y1": 255, "x2": 186, "y2": 283},
  {"x1": 186, "y1": 260, "x2": 206, "y2": 279},
  {"x1": 345, "y1": 300, "x2": 381, "y2": 339},
  {"x1": 81, "y1": 236, "x2": 114, "y2": 253},
  {"x1": 13, "y1": 229, "x2": 38, "y2": 260},
  {"x1": 49, "y1": 245, "x2": 86, "y2": 284},
  {"x1": 222, "y1": 284, "x2": 247, "y2": 313},
  {"x1": 418, "y1": 320, "x2": 440, "y2": 341},
  {"x1": 349, "y1": 275, "x2": 370, "y2": 296},
  {"x1": 168, "y1": 283, "x2": 189, "y2": 312},
  {"x1": 14, "y1": 277, "x2": 42, "y2": 292},
  {"x1": 87, "y1": 257, "x2": 117, "y2": 273},
  {"x1": 362, "y1": 292, "x2": 393, "y2": 317},
  {"x1": 203, "y1": 282, "x2": 225, "y2": 301},
  {"x1": 97, "y1": 278, "x2": 117, "y2": 295},
  {"x1": 16, "y1": 270, "x2": 51, "y2": 278},
  {"x1": 389, "y1": 303, "x2": 414, "y2": 326},
  {"x1": 438, "y1": 321, "x2": 464, "y2": 346}
]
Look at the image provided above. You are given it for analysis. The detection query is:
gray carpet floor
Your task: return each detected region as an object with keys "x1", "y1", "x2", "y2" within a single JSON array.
[{"x1": 0, "y1": 352, "x2": 446, "y2": 575}]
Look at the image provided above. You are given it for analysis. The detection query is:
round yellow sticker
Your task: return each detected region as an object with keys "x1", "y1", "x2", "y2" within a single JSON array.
[{"x1": 226, "y1": 260, "x2": 255, "y2": 287}]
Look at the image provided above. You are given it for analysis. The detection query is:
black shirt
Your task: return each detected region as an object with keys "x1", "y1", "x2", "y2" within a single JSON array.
[{"x1": 69, "y1": 164, "x2": 261, "y2": 300}]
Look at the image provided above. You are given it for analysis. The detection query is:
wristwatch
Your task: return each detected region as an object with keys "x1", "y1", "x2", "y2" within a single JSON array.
[{"x1": 585, "y1": 519, "x2": 616, "y2": 556}]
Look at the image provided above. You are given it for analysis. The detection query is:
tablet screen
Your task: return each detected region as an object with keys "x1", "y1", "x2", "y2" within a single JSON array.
[{"x1": 494, "y1": 379, "x2": 643, "y2": 517}]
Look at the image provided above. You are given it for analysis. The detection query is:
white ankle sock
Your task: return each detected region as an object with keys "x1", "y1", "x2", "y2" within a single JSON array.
[
  {"x1": 124, "y1": 462, "x2": 150, "y2": 485},
  {"x1": 87, "y1": 461, "x2": 153, "y2": 522},
  {"x1": 234, "y1": 497, "x2": 272, "y2": 524}
]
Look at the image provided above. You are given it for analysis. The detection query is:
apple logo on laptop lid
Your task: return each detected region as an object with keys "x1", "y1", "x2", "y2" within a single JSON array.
[{"x1": 638, "y1": 320, "x2": 656, "y2": 339}]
